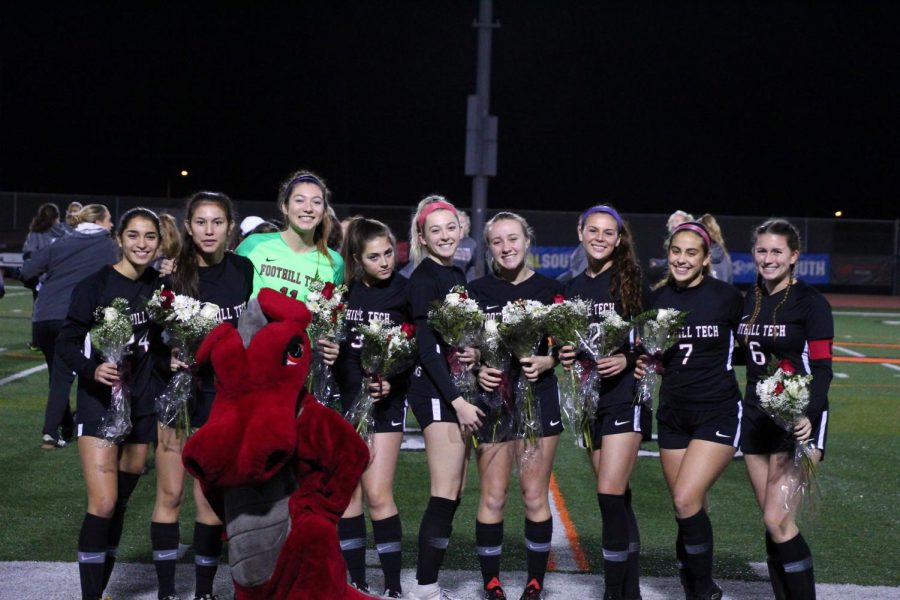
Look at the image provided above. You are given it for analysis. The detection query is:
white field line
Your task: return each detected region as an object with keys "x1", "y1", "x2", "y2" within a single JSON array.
[
  {"x1": 832, "y1": 311, "x2": 900, "y2": 318},
  {"x1": 0, "y1": 363, "x2": 47, "y2": 386},
  {"x1": 547, "y1": 478, "x2": 578, "y2": 571},
  {"x1": 834, "y1": 344, "x2": 900, "y2": 373}
]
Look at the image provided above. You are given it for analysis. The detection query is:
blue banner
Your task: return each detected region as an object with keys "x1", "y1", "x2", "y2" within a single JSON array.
[
  {"x1": 528, "y1": 246, "x2": 578, "y2": 277},
  {"x1": 732, "y1": 252, "x2": 830, "y2": 285}
]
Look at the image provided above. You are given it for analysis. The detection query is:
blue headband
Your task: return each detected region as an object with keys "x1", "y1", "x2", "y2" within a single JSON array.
[
  {"x1": 579, "y1": 205, "x2": 623, "y2": 230},
  {"x1": 287, "y1": 174, "x2": 324, "y2": 191}
]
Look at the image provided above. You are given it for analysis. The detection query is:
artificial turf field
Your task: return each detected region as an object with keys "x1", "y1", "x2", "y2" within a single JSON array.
[{"x1": 1, "y1": 280, "x2": 898, "y2": 594}]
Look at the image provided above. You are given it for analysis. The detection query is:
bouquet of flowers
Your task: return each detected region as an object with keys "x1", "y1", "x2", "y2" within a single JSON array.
[
  {"x1": 498, "y1": 299, "x2": 550, "y2": 457},
  {"x1": 756, "y1": 358, "x2": 818, "y2": 511},
  {"x1": 147, "y1": 286, "x2": 220, "y2": 436},
  {"x1": 559, "y1": 308, "x2": 633, "y2": 449},
  {"x1": 347, "y1": 320, "x2": 417, "y2": 441},
  {"x1": 428, "y1": 285, "x2": 484, "y2": 402},
  {"x1": 305, "y1": 280, "x2": 348, "y2": 407},
  {"x1": 633, "y1": 308, "x2": 688, "y2": 406},
  {"x1": 91, "y1": 298, "x2": 134, "y2": 445},
  {"x1": 475, "y1": 318, "x2": 514, "y2": 443}
]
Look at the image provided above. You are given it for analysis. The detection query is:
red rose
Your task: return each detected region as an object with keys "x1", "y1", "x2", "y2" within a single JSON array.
[
  {"x1": 553, "y1": 293, "x2": 566, "y2": 304},
  {"x1": 160, "y1": 289, "x2": 175, "y2": 310},
  {"x1": 322, "y1": 282, "x2": 336, "y2": 300},
  {"x1": 774, "y1": 382, "x2": 785, "y2": 396},
  {"x1": 778, "y1": 359, "x2": 796, "y2": 375},
  {"x1": 337, "y1": 303, "x2": 346, "y2": 311},
  {"x1": 400, "y1": 322, "x2": 416, "y2": 339},
  {"x1": 458, "y1": 291, "x2": 468, "y2": 300}
]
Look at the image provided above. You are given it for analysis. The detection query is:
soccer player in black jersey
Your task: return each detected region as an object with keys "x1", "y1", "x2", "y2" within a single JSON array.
[
  {"x1": 739, "y1": 219, "x2": 831, "y2": 600},
  {"x1": 470, "y1": 212, "x2": 562, "y2": 600},
  {"x1": 333, "y1": 218, "x2": 410, "y2": 598},
  {"x1": 151, "y1": 192, "x2": 254, "y2": 600},
  {"x1": 636, "y1": 221, "x2": 743, "y2": 600},
  {"x1": 56, "y1": 208, "x2": 168, "y2": 600},
  {"x1": 558, "y1": 205, "x2": 648, "y2": 600},
  {"x1": 405, "y1": 196, "x2": 483, "y2": 600}
]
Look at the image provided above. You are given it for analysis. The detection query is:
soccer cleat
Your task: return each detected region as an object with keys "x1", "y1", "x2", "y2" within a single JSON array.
[
  {"x1": 483, "y1": 576, "x2": 507, "y2": 599},
  {"x1": 405, "y1": 583, "x2": 461, "y2": 600},
  {"x1": 382, "y1": 590, "x2": 402, "y2": 599},
  {"x1": 519, "y1": 579, "x2": 544, "y2": 600},
  {"x1": 159, "y1": 596, "x2": 180, "y2": 600},
  {"x1": 694, "y1": 582, "x2": 723, "y2": 600},
  {"x1": 193, "y1": 595, "x2": 220, "y2": 600},
  {"x1": 41, "y1": 434, "x2": 66, "y2": 449},
  {"x1": 351, "y1": 581, "x2": 372, "y2": 593}
]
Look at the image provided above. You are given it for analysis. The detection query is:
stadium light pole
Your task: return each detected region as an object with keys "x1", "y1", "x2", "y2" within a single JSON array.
[{"x1": 465, "y1": 0, "x2": 499, "y2": 278}]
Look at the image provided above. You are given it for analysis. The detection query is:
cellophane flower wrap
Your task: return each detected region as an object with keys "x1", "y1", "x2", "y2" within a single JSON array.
[
  {"x1": 756, "y1": 358, "x2": 819, "y2": 511},
  {"x1": 428, "y1": 285, "x2": 484, "y2": 402},
  {"x1": 147, "y1": 286, "x2": 219, "y2": 436},
  {"x1": 305, "y1": 280, "x2": 348, "y2": 408},
  {"x1": 91, "y1": 297, "x2": 134, "y2": 445},
  {"x1": 544, "y1": 294, "x2": 594, "y2": 448},
  {"x1": 347, "y1": 320, "x2": 417, "y2": 442},
  {"x1": 475, "y1": 318, "x2": 514, "y2": 443},
  {"x1": 498, "y1": 299, "x2": 550, "y2": 459},
  {"x1": 633, "y1": 308, "x2": 688, "y2": 406}
]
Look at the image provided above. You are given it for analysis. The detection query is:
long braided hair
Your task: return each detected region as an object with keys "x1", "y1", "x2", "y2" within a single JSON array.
[{"x1": 744, "y1": 218, "x2": 801, "y2": 342}]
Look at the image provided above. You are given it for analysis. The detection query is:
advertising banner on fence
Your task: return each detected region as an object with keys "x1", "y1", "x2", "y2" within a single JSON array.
[
  {"x1": 529, "y1": 246, "x2": 577, "y2": 278},
  {"x1": 732, "y1": 252, "x2": 830, "y2": 285}
]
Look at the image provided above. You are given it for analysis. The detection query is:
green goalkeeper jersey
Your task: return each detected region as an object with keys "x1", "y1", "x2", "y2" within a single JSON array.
[{"x1": 236, "y1": 232, "x2": 344, "y2": 302}]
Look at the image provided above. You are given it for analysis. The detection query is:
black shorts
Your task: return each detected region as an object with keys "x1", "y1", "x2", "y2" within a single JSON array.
[
  {"x1": 474, "y1": 379, "x2": 563, "y2": 443},
  {"x1": 656, "y1": 402, "x2": 741, "y2": 450},
  {"x1": 77, "y1": 412, "x2": 157, "y2": 445},
  {"x1": 740, "y1": 403, "x2": 829, "y2": 460},
  {"x1": 590, "y1": 403, "x2": 653, "y2": 449},
  {"x1": 407, "y1": 394, "x2": 459, "y2": 429},
  {"x1": 371, "y1": 394, "x2": 407, "y2": 434}
]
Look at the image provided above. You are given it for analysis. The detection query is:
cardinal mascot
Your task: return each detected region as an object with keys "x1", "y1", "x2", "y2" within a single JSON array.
[{"x1": 182, "y1": 288, "x2": 376, "y2": 599}]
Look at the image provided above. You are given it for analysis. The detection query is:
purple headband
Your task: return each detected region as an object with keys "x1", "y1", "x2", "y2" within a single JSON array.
[
  {"x1": 580, "y1": 205, "x2": 624, "y2": 231},
  {"x1": 286, "y1": 174, "x2": 325, "y2": 191},
  {"x1": 671, "y1": 222, "x2": 711, "y2": 249}
]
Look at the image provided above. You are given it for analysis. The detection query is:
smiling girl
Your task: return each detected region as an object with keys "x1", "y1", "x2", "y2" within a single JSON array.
[
  {"x1": 333, "y1": 217, "x2": 410, "y2": 598},
  {"x1": 56, "y1": 208, "x2": 169, "y2": 600},
  {"x1": 558, "y1": 205, "x2": 649, "y2": 600},
  {"x1": 739, "y1": 219, "x2": 832, "y2": 600},
  {"x1": 470, "y1": 212, "x2": 562, "y2": 600},
  {"x1": 151, "y1": 192, "x2": 254, "y2": 600},
  {"x1": 636, "y1": 221, "x2": 744, "y2": 600},
  {"x1": 405, "y1": 195, "x2": 483, "y2": 600}
]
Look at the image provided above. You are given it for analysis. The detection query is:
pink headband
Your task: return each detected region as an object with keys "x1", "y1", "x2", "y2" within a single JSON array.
[
  {"x1": 416, "y1": 201, "x2": 458, "y2": 231},
  {"x1": 671, "y1": 222, "x2": 711, "y2": 249}
]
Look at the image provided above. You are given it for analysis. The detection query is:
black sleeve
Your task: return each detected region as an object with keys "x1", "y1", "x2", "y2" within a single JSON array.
[
  {"x1": 805, "y1": 294, "x2": 834, "y2": 425},
  {"x1": 56, "y1": 279, "x2": 101, "y2": 381},
  {"x1": 408, "y1": 279, "x2": 461, "y2": 403}
]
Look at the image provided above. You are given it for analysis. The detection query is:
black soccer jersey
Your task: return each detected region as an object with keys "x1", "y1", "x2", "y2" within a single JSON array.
[
  {"x1": 57, "y1": 264, "x2": 167, "y2": 421},
  {"x1": 335, "y1": 272, "x2": 411, "y2": 405},
  {"x1": 564, "y1": 268, "x2": 650, "y2": 408},
  {"x1": 469, "y1": 270, "x2": 562, "y2": 391},
  {"x1": 406, "y1": 257, "x2": 468, "y2": 403},
  {"x1": 739, "y1": 280, "x2": 833, "y2": 425},
  {"x1": 651, "y1": 276, "x2": 743, "y2": 410},
  {"x1": 196, "y1": 252, "x2": 255, "y2": 327}
]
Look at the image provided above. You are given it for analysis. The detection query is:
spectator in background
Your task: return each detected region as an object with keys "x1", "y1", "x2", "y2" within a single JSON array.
[
  {"x1": 699, "y1": 213, "x2": 733, "y2": 284},
  {"x1": 649, "y1": 210, "x2": 696, "y2": 281},
  {"x1": 21, "y1": 204, "x2": 118, "y2": 449},
  {"x1": 453, "y1": 210, "x2": 478, "y2": 280},
  {"x1": 327, "y1": 205, "x2": 343, "y2": 252},
  {"x1": 157, "y1": 213, "x2": 183, "y2": 266},
  {"x1": 239, "y1": 215, "x2": 280, "y2": 241},
  {"x1": 65, "y1": 201, "x2": 84, "y2": 232},
  {"x1": 22, "y1": 202, "x2": 68, "y2": 349}
]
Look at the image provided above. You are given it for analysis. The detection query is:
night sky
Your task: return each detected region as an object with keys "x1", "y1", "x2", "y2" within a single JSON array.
[{"x1": 3, "y1": 2, "x2": 899, "y2": 219}]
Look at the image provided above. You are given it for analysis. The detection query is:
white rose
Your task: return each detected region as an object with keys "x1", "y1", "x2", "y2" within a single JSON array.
[
  {"x1": 103, "y1": 307, "x2": 118, "y2": 322},
  {"x1": 657, "y1": 308, "x2": 671, "y2": 322},
  {"x1": 370, "y1": 319, "x2": 383, "y2": 333},
  {"x1": 307, "y1": 301, "x2": 320, "y2": 313},
  {"x1": 445, "y1": 292, "x2": 460, "y2": 304},
  {"x1": 307, "y1": 291, "x2": 321, "y2": 303},
  {"x1": 484, "y1": 319, "x2": 499, "y2": 335},
  {"x1": 200, "y1": 303, "x2": 220, "y2": 320}
]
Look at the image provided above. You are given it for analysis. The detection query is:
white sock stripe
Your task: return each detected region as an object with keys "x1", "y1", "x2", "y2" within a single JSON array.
[
  {"x1": 195, "y1": 554, "x2": 219, "y2": 566},
  {"x1": 602, "y1": 548, "x2": 629, "y2": 561},
  {"x1": 525, "y1": 538, "x2": 552, "y2": 552},
  {"x1": 784, "y1": 556, "x2": 814, "y2": 573},
  {"x1": 106, "y1": 546, "x2": 118, "y2": 558},
  {"x1": 376, "y1": 541, "x2": 402, "y2": 554},
  {"x1": 477, "y1": 545, "x2": 503, "y2": 556},
  {"x1": 77, "y1": 551, "x2": 106, "y2": 564},
  {"x1": 428, "y1": 536, "x2": 450, "y2": 549},
  {"x1": 628, "y1": 542, "x2": 641, "y2": 553},
  {"x1": 153, "y1": 549, "x2": 179, "y2": 561},
  {"x1": 339, "y1": 537, "x2": 366, "y2": 550},
  {"x1": 685, "y1": 542, "x2": 711, "y2": 555}
]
